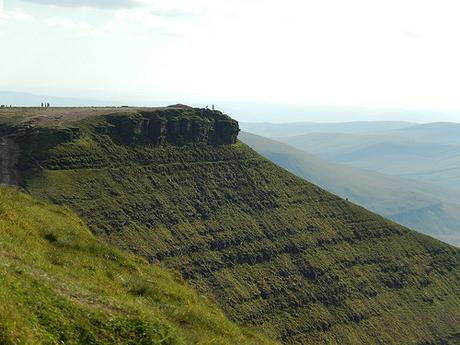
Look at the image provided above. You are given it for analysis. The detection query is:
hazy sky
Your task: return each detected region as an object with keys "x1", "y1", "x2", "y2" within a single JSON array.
[{"x1": 2, "y1": 0, "x2": 460, "y2": 122}]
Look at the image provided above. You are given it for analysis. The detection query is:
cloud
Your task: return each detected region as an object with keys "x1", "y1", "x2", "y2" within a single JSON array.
[
  {"x1": 43, "y1": 7, "x2": 189, "y2": 37},
  {"x1": 0, "y1": 8, "x2": 35, "y2": 23},
  {"x1": 401, "y1": 31, "x2": 424, "y2": 40},
  {"x1": 20, "y1": 0, "x2": 141, "y2": 10},
  {"x1": 103, "y1": 6, "x2": 198, "y2": 36},
  {"x1": 46, "y1": 16, "x2": 98, "y2": 36}
]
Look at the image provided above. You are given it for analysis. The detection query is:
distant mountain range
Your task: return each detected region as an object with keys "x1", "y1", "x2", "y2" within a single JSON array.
[
  {"x1": 271, "y1": 123, "x2": 460, "y2": 190},
  {"x1": 240, "y1": 132, "x2": 460, "y2": 247},
  {"x1": 398, "y1": 122, "x2": 460, "y2": 146},
  {"x1": 241, "y1": 121, "x2": 415, "y2": 137}
]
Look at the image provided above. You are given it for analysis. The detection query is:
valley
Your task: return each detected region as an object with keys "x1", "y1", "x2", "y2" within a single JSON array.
[
  {"x1": 240, "y1": 132, "x2": 460, "y2": 247},
  {"x1": 265, "y1": 123, "x2": 460, "y2": 191}
]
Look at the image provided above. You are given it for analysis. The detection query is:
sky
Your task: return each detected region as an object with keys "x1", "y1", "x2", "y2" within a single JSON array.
[{"x1": 1, "y1": 0, "x2": 460, "y2": 122}]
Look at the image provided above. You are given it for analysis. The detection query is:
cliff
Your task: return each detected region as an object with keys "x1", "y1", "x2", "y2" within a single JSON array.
[
  {"x1": 0, "y1": 106, "x2": 239, "y2": 185},
  {"x1": 97, "y1": 108, "x2": 239, "y2": 146}
]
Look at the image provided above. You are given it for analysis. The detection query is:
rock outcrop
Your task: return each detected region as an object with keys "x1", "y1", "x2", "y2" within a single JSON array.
[
  {"x1": 0, "y1": 107, "x2": 239, "y2": 182},
  {"x1": 8, "y1": 107, "x2": 239, "y2": 150},
  {"x1": 0, "y1": 137, "x2": 20, "y2": 186},
  {"x1": 96, "y1": 108, "x2": 240, "y2": 146}
]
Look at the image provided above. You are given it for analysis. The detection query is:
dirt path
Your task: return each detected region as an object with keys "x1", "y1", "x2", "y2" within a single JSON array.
[{"x1": 0, "y1": 137, "x2": 19, "y2": 186}]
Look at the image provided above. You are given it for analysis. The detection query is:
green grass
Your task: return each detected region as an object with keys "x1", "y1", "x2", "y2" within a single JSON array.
[
  {"x1": 0, "y1": 187, "x2": 274, "y2": 344},
  {"x1": 4, "y1": 108, "x2": 460, "y2": 344}
]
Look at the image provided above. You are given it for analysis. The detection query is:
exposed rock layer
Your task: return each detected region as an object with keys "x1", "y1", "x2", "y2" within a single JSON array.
[
  {"x1": 99, "y1": 109, "x2": 239, "y2": 146},
  {"x1": 0, "y1": 137, "x2": 20, "y2": 186}
]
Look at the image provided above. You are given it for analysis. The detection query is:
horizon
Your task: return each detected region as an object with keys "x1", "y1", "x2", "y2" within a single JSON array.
[{"x1": 2, "y1": 90, "x2": 460, "y2": 124}]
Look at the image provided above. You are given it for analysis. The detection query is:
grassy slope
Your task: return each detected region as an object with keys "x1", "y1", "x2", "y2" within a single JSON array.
[
  {"x1": 0, "y1": 187, "x2": 273, "y2": 345},
  {"x1": 239, "y1": 131, "x2": 460, "y2": 246},
  {"x1": 8, "y1": 110, "x2": 460, "y2": 344}
]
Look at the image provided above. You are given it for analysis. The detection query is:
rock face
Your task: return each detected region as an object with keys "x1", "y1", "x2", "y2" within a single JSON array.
[
  {"x1": 0, "y1": 137, "x2": 20, "y2": 186},
  {"x1": 96, "y1": 109, "x2": 240, "y2": 146},
  {"x1": 0, "y1": 107, "x2": 239, "y2": 183},
  {"x1": 2, "y1": 107, "x2": 239, "y2": 151}
]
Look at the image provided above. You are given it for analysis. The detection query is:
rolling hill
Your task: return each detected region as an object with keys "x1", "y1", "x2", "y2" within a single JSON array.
[
  {"x1": 240, "y1": 121, "x2": 414, "y2": 138},
  {"x1": 398, "y1": 122, "x2": 460, "y2": 146},
  {"x1": 1, "y1": 106, "x2": 460, "y2": 344},
  {"x1": 276, "y1": 124, "x2": 460, "y2": 191},
  {"x1": 239, "y1": 132, "x2": 460, "y2": 246}
]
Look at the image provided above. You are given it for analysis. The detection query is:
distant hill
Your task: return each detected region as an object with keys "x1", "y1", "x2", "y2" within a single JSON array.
[
  {"x1": 397, "y1": 122, "x2": 460, "y2": 146},
  {"x1": 240, "y1": 121, "x2": 414, "y2": 137},
  {"x1": 1, "y1": 106, "x2": 459, "y2": 344},
  {"x1": 220, "y1": 102, "x2": 451, "y2": 123},
  {"x1": 0, "y1": 187, "x2": 271, "y2": 344},
  {"x1": 276, "y1": 124, "x2": 460, "y2": 190},
  {"x1": 240, "y1": 132, "x2": 460, "y2": 246}
]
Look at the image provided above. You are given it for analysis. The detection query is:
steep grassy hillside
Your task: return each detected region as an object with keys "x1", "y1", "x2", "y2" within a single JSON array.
[
  {"x1": 0, "y1": 186, "x2": 273, "y2": 344},
  {"x1": 2, "y1": 107, "x2": 460, "y2": 344},
  {"x1": 240, "y1": 132, "x2": 460, "y2": 246}
]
